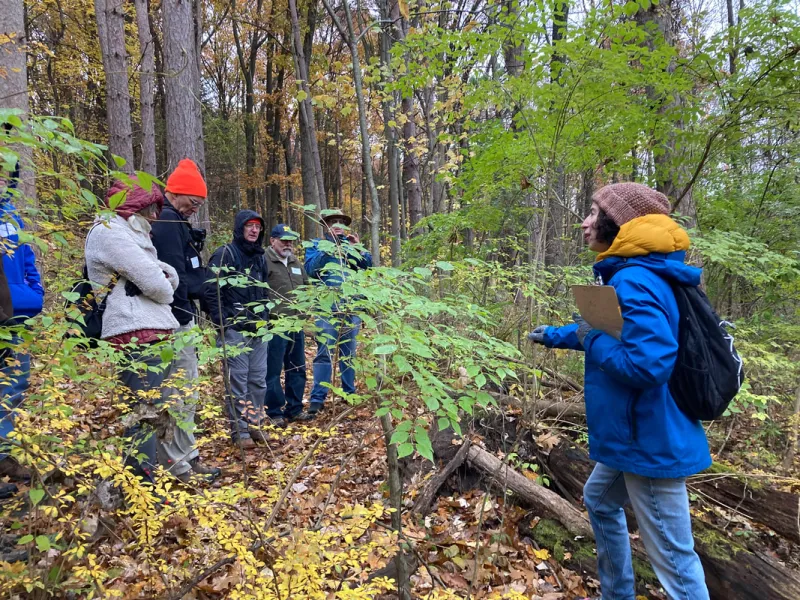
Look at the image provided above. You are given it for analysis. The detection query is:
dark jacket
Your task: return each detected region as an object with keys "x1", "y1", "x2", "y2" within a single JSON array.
[
  {"x1": 542, "y1": 215, "x2": 711, "y2": 479},
  {"x1": 0, "y1": 259, "x2": 13, "y2": 323},
  {"x1": 304, "y1": 235, "x2": 372, "y2": 287},
  {"x1": 265, "y1": 246, "x2": 308, "y2": 317},
  {"x1": 204, "y1": 210, "x2": 270, "y2": 332},
  {"x1": 0, "y1": 163, "x2": 44, "y2": 319},
  {"x1": 151, "y1": 199, "x2": 206, "y2": 325}
]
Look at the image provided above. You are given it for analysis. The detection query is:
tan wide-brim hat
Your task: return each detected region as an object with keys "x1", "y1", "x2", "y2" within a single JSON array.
[{"x1": 321, "y1": 210, "x2": 352, "y2": 227}]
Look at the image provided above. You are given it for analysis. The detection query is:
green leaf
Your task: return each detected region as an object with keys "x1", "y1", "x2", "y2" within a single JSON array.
[
  {"x1": 392, "y1": 353, "x2": 412, "y2": 373},
  {"x1": 18, "y1": 535, "x2": 34, "y2": 545},
  {"x1": 475, "y1": 373, "x2": 487, "y2": 388},
  {"x1": 435, "y1": 261, "x2": 455, "y2": 271},
  {"x1": 414, "y1": 430, "x2": 434, "y2": 462},
  {"x1": 35, "y1": 535, "x2": 51, "y2": 552},
  {"x1": 466, "y1": 365, "x2": 480, "y2": 378},
  {"x1": 296, "y1": 90, "x2": 308, "y2": 102},
  {"x1": 61, "y1": 291, "x2": 80, "y2": 303},
  {"x1": 397, "y1": 442, "x2": 415, "y2": 458},
  {"x1": 373, "y1": 344, "x2": 398, "y2": 355},
  {"x1": 365, "y1": 376, "x2": 378, "y2": 390},
  {"x1": 29, "y1": 488, "x2": 45, "y2": 507},
  {"x1": 390, "y1": 430, "x2": 409, "y2": 445}
]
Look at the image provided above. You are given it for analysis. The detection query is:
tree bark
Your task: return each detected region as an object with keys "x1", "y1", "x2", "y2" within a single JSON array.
[
  {"x1": 134, "y1": 0, "x2": 157, "y2": 174},
  {"x1": 379, "y1": 0, "x2": 400, "y2": 266},
  {"x1": 0, "y1": 0, "x2": 34, "y2": 207},
  {"x1": 380, "y1": 413, "x2": 411, "y2": 600},
  {"x1": 288, "y1": 0, "x2": 326, "y2": 232},
  {"x1": 95, "y1": 0, "x2": 135, "y2": 171}
]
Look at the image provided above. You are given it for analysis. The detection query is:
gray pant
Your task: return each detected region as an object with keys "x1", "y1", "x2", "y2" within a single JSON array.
[
  {"x1": 158, "y1": 320, "x2": 200, "y2": 475},
  {"x1": 220, "y1": 328, "x2": 268, "y2": 440}
]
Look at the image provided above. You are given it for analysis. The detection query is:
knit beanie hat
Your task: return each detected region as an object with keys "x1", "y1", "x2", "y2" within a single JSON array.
[
  {"x1": 165, "y1": 159, "x2": 208, "y2": 198},
  {"x1": 593, "y1": 183, "x2": 670, "y2": 226}
]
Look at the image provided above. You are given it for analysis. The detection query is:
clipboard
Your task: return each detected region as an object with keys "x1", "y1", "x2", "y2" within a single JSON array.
[{"x1": 571, "y1": 285, "x2": 623, "y2": 339}]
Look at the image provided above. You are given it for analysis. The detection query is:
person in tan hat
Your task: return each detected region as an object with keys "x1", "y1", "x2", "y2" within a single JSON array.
[
  {"x1": 303, "y1": 210, "x2": 372, "y2": 416},
  {"x1": 528, "y1": 182, "x2": 710, "y2": 600},
  {"x1": 151, "y1": 159, "x2": 220, "y2": 482}
]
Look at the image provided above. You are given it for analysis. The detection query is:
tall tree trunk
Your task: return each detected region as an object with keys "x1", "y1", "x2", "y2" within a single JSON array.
[
  {"x1": 95, "y1": 0, "x2": 135, "y2": 171},
  {"x1": 0, "y1": 0, "x2": 35, "y2": 207},
  {"x1": 288, "y1": 0, "x2": 326, "y2": 234},
  {"x1": 379, "y1": 0, "x2": 400, "y2": 265},
  {"x1": 163, "y1": 0, "x2": 207, "y2": 227},
  {"x1": 322, "y1": 0, "x2": 382, "y2": 264},
  {"x1": 134, "y1": 0, "x2": 157, "y2": 174}
]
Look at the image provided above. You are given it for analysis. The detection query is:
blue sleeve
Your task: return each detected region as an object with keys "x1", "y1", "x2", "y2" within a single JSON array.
[
  {"x1": 22, "y1": 245, "x2": 44, "y2": 296},
  {"x1": 305, "y1": 246, "x2": 327, "y2": 280},
  {"x1": 583, "y1": 276, "x2": 677, "y2": 389},
  {"x1": 543, "y1": 324, "x2": 583, "y2": 351},
  {"x1": 356, "y1": 251, "x2": 373, "y2": 270}
]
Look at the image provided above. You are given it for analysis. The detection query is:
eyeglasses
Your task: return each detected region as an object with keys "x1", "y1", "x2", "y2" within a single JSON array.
[{"x1": 189, "y1": 197, "x2": 204, "y2": 208}]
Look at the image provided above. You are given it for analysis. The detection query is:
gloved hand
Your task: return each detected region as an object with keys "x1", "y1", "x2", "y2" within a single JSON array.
[
  {"x1": 527, "y1": 325, "x2": 548, "y2": 345},
  {"x1": 573, "y1": 312, "x2": 592, "y2": 346}
]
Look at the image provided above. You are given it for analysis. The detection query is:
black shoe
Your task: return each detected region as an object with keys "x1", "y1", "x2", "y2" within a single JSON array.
[
  {"x1": 190, "y1": 457, "x2": 221, "y2": 480},
  {"x1": 265, "y1": 416, "x2": 288, "y2": 428},
  {"x1": 0, "y1": 482, "x2": 18, "y2": 500},
  {"x1": 308, "y1": 403, "x2": 324, "y2": 415},
  {"x1": 287, "y1": 411, "x2": 315, "y2": 423}
]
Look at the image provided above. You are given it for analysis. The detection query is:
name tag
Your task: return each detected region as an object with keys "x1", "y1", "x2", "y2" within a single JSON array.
[
  {"x1": 190, "y1": 257, "x2": 200, "y2": 269},
  {"x1": 291, "y1": 267, "x2": 302, "y2": 275}
]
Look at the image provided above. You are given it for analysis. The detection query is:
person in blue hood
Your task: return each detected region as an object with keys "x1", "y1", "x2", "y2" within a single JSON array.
[
  {"x1": 0, "y1": 162, "x2": 44, "y2": 480},
  {"x1": 304, "y1": 210, "x2": 372, "y2": 416},
  {"x1": 529, "y1": 183, "x2": 710, "y2": 600}
]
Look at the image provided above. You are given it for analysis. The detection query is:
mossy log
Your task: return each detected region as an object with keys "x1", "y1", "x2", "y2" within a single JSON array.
[{"x1": 546, "y1": 441, "x2": 800, "y2": 600}]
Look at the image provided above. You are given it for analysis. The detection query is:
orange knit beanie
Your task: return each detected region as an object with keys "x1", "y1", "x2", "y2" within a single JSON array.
[{"x1": 165, "y1": 159, "x2": 208, "y2": 198}]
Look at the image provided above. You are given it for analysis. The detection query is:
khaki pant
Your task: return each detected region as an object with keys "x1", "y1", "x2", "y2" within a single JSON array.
[{"x1": 158, "y1": 320, "x2": 200, "y2": 475}]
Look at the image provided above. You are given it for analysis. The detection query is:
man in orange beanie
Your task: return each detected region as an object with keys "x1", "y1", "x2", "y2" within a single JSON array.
[{"x1": 151, "y1": 159, "x2": 220, "y2": 483}]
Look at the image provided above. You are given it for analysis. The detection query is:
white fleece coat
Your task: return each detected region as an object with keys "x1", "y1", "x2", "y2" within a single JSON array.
[{"x1": 85, "y1": 215, "x2": 180, "y2": 339}]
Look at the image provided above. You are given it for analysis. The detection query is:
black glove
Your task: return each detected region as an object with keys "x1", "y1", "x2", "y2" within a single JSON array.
[
  {"x1": 573, "y1": 312, "x2": 592, "y2": 346},
  {"x1": 527, "y1": 325, "x2": 548, "y2": 345},
  {"x1": 125, "y1": 280, "x2": 142, "y2": 297}
]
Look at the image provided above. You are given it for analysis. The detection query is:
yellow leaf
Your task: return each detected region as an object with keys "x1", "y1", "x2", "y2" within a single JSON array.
[
  {"x1": 533, "y1": 548, "x2": 550, "y2": 560},
  {"x1": 398, "y1": 0, "x2": 409, "y2": 19}
]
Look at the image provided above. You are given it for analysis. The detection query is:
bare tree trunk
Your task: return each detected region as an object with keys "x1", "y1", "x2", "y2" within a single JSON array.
[
  {"x1": 95, "y1": 0, "x2": 135, "y2": 171},
  {"x1": 134, "y1": 0, "x2": 157, "y2": 174},
  {"x1": 379, "y1": 0, "x2": 400, "y2": 265},
  {"x1": 0, "y1": 0, "x2": 34, "y2": 207},
  {"x1": 380, "y1": 413, "x2": 411, "y2": 600},
  {"x1": 288, "y1": 0, "x2": 326, "y2": 231},
  {"x1": 322, "y1": 0, "x2": 382, "y2": 264}
]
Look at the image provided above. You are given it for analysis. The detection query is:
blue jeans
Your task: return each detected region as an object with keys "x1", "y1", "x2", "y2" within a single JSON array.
[
  {"x1": 0, "y1": 341, "x2": 30, "y2": 461},
  {"x1": 584, "y1": 463, "x2": 709, "y2": 600},
  {"x1": 265, "y1": 330, "x2": 306, "y2": 418},
  {"x1": 310, "y1": 315, "x2": 360, "y2": 407}
]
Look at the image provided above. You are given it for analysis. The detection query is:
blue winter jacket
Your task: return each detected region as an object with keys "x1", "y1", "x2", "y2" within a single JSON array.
[
  {"x1": 0, "y1": 169, "x2": 44, "y2": 319},
  {"x1": 543, "y1": 217, "x2": 711, "y2": 479},
  {"x1": 304, "y1": 235, "x2": 373, "y2": 287}
]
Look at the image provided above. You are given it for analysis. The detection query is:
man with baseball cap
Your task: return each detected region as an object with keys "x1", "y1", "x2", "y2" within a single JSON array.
[
  {"x1": 304, "y1": 210, "x2": 372, "y2": 416},
  {"x1": 264, "y1": 224, "x2": 314, "y2": 424},
  {"x1": 151, "y1": 158, "x2": 220, "y2": 481}
]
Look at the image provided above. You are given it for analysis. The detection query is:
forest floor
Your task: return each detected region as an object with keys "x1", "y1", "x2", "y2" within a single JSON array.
[{"x1": 5, "y1": 343, "x2": 800, "y2": 599}]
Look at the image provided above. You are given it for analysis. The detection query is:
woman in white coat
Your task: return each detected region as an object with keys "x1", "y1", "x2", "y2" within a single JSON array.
[{"x1": 85, "y1": 179, "x2": 179, "y2": 484}]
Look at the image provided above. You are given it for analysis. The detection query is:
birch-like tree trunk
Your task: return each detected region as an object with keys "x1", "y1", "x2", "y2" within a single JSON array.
[
  {"x1": 134, "y1": 0, "x2": 157, "y2": 174},
  {"x1": 95, "y1": 0, "x2": 135, "y2": 171},
  {"x1": 0, "y1": 0, "x2": 35, "y2": 207}
]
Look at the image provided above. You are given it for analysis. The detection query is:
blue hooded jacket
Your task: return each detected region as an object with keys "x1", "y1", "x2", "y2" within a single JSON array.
[
  {"x1": 304, "y1": 235, "x2": 372, "y2": 288},
  {"x1": 0, "y1": 165, "x2": 44, "y2": 319},
  {"x1": 543, "y1": 215, "x2": 711, "y2": 479}
]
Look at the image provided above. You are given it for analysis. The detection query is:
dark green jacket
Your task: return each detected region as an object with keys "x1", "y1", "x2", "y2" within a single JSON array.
[{"x1": 265, "y1": 246, "x2": 308, "y2": 317}]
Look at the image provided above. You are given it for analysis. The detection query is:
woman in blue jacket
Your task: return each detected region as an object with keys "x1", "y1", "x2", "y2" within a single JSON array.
[
  {"x1": 530, "y1": 183, "x2": 710, "y2": 600},
  {"x1": 0, "y1": 163, "x2": 44, "y2": 479}
]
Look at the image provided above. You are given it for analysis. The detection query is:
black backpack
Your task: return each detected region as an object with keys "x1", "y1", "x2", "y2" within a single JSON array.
[
  {"x1": 65, "y1": 225, "x2": 118, "y2": 346},
  {"x1": 668, "y1": 284, "x2": 745, "y2": 420}
]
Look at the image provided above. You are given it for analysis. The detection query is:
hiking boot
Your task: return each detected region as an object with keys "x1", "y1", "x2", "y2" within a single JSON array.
[
  {"x1": 265, "y1": 416, "x2": 287, "y2": 428},
  {"x1": 0, "y1": 458, "x2": 32, "y2": 482},
  {"x1": 0, "y1": 482, "x2": 18, "y2": 500},
  {"x1": 248, "y1": 427, "x2": 271, "y2": 445},
  {"x1": 234, "y1": 437, "x2": 257, "y2": 450},
  {"x1": 307, "y1": 403, "x2": 324, "y2": 416},
  {"x1": 190, "y1": 457, "x2": 221, "y2": 480},
  {"x1": 287, "y1": 411, "x2": 315, "y2": 423}
]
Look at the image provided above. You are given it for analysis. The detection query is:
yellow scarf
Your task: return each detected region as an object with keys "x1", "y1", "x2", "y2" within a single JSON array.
[{"x1": 596, "y1": 214, "x2": 690, "y2": 262}]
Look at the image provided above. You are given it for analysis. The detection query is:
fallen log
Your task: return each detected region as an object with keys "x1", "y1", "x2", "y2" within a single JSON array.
[
  {"x1": 546, "y1": 441, "x2": 800, "y2": 600},
  {"x1": 466, "y1": 444, "x2": 593, "y2": 539},
  {"x1": 690, "y1": 472, "x2": 800, "y2": 544},
  {"x1": 491, "y1": 393, "x2": 586, "y2": 418}
]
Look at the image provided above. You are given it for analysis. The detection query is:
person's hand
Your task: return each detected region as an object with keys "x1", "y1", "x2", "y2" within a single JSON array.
[
  {"x1": 527, "y1": 325, "x2": 548, "y2": 345},
  {"x1": 347, "y1": 232, "x2": 360, "y2": 244},
  {"x1": 573, "y1": 312, "x2": 592, "y2": 346}
]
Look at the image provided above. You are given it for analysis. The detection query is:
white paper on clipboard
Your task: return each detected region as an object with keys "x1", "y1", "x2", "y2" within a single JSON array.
[{"x1": 571, "y1": 285, "x2": 623, "y2": 340}]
